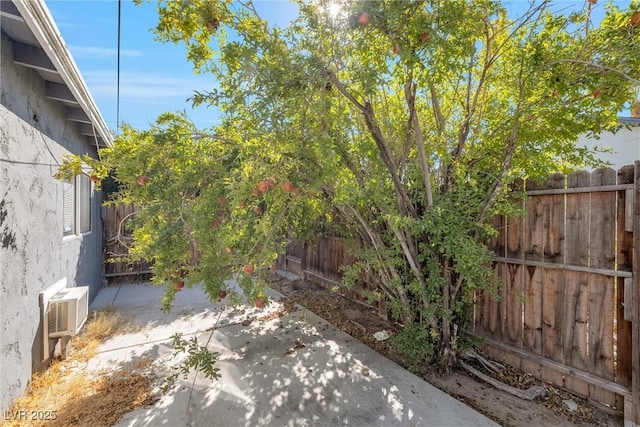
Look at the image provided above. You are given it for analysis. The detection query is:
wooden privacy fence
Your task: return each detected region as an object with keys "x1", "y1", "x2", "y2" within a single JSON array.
[
  {"x1": 473, "y1": 165, "x2": 638, "y2": 423},
  {"x1": 278, "y1": 164, "x2": 640, "y2": 425},
  {"x1": 102, "y1": 204, "x2": 152, "y2": 285},
  {"x1": 278, "y1": 237, "x2": 389, "y2": 318}
]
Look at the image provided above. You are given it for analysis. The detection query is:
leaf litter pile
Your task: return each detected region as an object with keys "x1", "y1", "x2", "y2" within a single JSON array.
[
  {"x1": 271, "y1": 276, "x2": 622, "y2": 427},
  {"x1": 5, "y1": 308, "x2": 157, "y2": 427}
]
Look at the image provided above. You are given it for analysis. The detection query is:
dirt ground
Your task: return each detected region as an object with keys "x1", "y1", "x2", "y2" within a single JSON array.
[{"x1": 269, "y1": 275, "x2": 623, "y2": 427}]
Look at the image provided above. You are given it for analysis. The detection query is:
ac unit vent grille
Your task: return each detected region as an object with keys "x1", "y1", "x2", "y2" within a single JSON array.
[
  {"x1": 75, "y1": 292, "x2": 88, "y2": 331},
  {"x1": 46, "y1": 286, "x2": 89, "y2": 338},
  {"x1": 48, "y1": 302, "x2": 70, "y2": 334}
]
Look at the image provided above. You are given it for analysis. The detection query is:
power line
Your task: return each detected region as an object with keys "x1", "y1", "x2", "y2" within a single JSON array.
[{"x1": 116, "y1": 0, "x2": 122, "y2": 133}]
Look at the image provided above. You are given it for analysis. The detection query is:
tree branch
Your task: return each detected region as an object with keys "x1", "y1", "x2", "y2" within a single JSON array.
[
  {"x1": 392, "y1": 226, "x2": 428, "y2": 296},
  {"x1": 479, "y1": 112, "x2": 521, "y2": 222},
  {"x1": 447, "y1": 15, "x2": 495, "y2": 190},
  {"x1": 405, "y1": 71, "x2": 434, "y2": 208},
  {"x1": 325, "y1": 69, "x2": 366, "y2": 112},
  {"x1": 544, "y1": 59, "x2": 640, "y2": 85},
  {"x1": 479, "y1": 50, "x2": 528, "y2": 221},
  {"x1": 326, "y1": 69, "x2": 416, "y2": 217},
  {"x1": 361, "y1": 102, "x2": 418, "y2": 218},
  {"x1": 341, "y1": 203, "x2": 405, "y2": 302}
]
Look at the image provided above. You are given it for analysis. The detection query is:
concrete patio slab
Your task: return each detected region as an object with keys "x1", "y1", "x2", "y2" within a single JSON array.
[{"x1": 86, "y1": 280, "x2": 498, "y2": 427}]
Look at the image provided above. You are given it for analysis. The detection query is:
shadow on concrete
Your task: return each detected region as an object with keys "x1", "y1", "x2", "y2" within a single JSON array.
[{"x1": 82, "y1": 282, "x2": 496, "y2": 427}]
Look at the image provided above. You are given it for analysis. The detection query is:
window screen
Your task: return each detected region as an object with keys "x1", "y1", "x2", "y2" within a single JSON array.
[
  {"x1": 79, "y1": 174, "x2": 91, "y2": 233},
  {"x1": 63, "y1": 174, "x2": 92, "y2": 236},
  {"x1": 63, "y1": 178, "x2": 75, "y2": 236}
]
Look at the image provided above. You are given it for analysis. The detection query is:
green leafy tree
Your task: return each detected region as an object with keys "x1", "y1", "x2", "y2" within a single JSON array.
[{"x1": 59, "y1": 0, "x2": 640, "y2": 371}]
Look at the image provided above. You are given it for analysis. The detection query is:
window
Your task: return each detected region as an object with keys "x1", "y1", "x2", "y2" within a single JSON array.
[
  {"x1": 63, "y1": 178, "x2": 75, "y2": 236},
  {"x1": 78, "y1": 173, "x2": 91, "y2": 233},
  {"x1": 63, "y1": 174, "x2": 92, "y2": 237}
]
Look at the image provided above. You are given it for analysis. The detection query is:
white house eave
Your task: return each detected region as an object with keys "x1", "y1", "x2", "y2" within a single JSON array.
[
  {"x1": 12, "y1": 0, "x2": 113, "y2": 148},
  {"x1": 620, "y1": 117, "x2": 640, "y2": 126}
]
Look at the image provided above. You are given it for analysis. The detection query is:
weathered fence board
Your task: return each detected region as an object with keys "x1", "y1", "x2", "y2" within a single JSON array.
[
  {"x1": 563, "y1": 271, "x2": 589, "y2": 371},
  {"x1": 632, "y1": 162, "x2": 640, "y2": 426},
  {"x1": 524, "y1": 181, "x2": 544, "y2": 261},
  {"x1": 588, "y1": 170, "x2": 616, "y2": 386},
  {"x1": 523, "y1": 265, "x2": 542, "y2": 353},
  {"x1": 618, "y1": 276, "x2": 633, "y2": 388},
  {"x1": 618, "y1": 167, "x2": 634, "y2": 272},
  {"x1": 489, "y1": 262, "x2": 504, "y2": 341},
  {"x1": 504, "y1": 263, "x2": 523, "y2": 347},
  {"x1": 541, "y1": 173, "x2": 565, "y2": 366},
  {"x1": 544, "y1": 173, "x2": 565, "y2": 263},
  {"x1": 506, "y1": 211, "x2": 523, "y2": 259},
  {"x1": 590, "y1": 168, "x2": 616, "y2": 270},
  {"x1": 588, "y1": 273, "x2": 615, "y2": 381},
  {"x1": 566, "y1": 170, "x2": 591, "y2": 267},
  {"x1": 541, "y1": 269, "x2": 563, "y2": 363},
  {"x1": 477, "y1": 215, "x2": 505, "y2": 337},
  {"x1": 522, "y1": 180, "x2": 542, "y2": 353}
]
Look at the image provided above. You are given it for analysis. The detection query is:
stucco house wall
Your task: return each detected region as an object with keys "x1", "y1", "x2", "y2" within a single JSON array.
[
  {"x1": 576, "y1": 118, "x2": 640, "y2": 171},
  {"x1": 0, "y1": 1, "x2": 112, "y2": 411}
]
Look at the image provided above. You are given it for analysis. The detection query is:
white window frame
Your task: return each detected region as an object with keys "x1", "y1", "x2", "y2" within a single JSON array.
[{"x1": 63, "y1": 172, "x2": 92, "y2": 238}]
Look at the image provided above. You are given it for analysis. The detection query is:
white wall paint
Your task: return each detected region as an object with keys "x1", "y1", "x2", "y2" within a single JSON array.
[
  {"x1": 576, "y1": 121, "x2": 640, "y2": 171},
  {"x1": 0, "y1": 32, "x2": 104, "y2": 411}
]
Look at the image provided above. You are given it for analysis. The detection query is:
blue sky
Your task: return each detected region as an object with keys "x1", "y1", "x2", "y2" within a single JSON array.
[
  {"x1": 46, "y1": 1, "x2": 631, "y2": 134},
  {"x1": 47, "y1": 0, "x2": 299, "y2": 133}
]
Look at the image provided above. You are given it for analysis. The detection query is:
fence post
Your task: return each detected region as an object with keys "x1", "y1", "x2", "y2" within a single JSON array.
[
  {"x1": 301, "y1": 242, "x2": 307, "y2": 281},
  {"x1": 631, "y1": 161, "x2": 640, "y2": 426}
]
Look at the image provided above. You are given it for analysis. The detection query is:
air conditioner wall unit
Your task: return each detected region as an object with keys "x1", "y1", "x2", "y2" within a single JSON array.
[{"x1": 47, "y1": 286, "x2": 89, "y2": 338}]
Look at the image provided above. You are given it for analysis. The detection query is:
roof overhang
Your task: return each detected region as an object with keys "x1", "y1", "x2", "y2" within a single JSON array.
[
  {"x1": 1, "y1": 0, "x2": 113, "y2": 148},
  {"x1": 620, "y1": 117, "x2": 640, "y2": 126}
]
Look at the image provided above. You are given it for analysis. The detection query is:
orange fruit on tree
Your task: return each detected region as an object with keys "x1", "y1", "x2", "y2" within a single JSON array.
[{"x1": 358, "y1": 11, "x2": 370, "y2": 26}]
